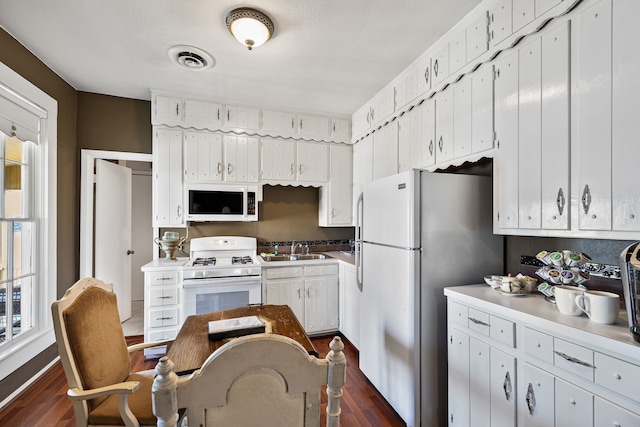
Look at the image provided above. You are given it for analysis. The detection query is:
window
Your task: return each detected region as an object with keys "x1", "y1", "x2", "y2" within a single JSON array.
[{"x1": 0, "y1": 60, "x2": 57, "y2": 382}]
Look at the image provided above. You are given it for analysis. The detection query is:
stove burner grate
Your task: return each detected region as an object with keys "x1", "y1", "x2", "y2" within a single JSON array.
[
  {"x1": 232, "y1": 256, "x2": 254, "y2": 265},
  {"x1": 192, "y1": 257, "x2": 216, "y2": 266}
]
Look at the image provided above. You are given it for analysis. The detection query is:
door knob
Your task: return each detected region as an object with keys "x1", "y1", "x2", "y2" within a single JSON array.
[{"x1": 127, "y1": 250, "x2": 135, "y2": 255}]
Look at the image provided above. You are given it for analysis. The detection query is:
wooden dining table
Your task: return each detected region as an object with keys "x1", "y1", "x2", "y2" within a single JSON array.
[{"x1": 165, "y1": 304, "x2": 318, "y2": 375}]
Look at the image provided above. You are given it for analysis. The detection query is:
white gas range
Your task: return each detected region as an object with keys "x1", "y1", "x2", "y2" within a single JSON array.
[{"x1": 181, "y1": 236, "x2": 262, "y2": 322}]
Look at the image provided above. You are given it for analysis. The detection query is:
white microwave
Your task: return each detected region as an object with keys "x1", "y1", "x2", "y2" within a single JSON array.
[{"x1": 185, "y1": 184, "x2": 259, "y2": 222}]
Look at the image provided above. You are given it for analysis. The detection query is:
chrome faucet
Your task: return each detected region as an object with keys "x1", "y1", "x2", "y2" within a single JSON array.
[{"x1": 291, "y1": 241, "x2": 302, "y2": 255}]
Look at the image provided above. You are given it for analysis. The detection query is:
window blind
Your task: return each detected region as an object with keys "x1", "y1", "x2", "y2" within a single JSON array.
[{"x1": 0, "y1": 82, "x2": 46, "y2": 143}]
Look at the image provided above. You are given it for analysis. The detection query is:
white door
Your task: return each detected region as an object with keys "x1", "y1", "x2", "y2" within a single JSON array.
[{"x1": 95, "y1": 159, "x2": 132, "y2": 321}]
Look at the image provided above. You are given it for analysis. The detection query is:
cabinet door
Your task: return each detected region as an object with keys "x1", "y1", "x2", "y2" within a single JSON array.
[
  {"x1": 471, "y1": 65, "x2": 494, "y2": 154},
  {"x1": 305, "y1": 277, "x2": 339, "y2": 333},
  {"x1": 448, "y1": 328, "x2": 470, "y2": 427},
  {"x1": 372, "y1": 121, "x2": 398, "y2": 180},
  {"x1": 450, "y1": 29, "x2": 467, "y2": 74},
  {"x1": 261, "y1": 138, "x2": 295, "y2": 181},
  {"x1": 432, "y1": 42, "x2": 450, "y2": 87},
  {"x1": 184, "y1": 131, "x2": 223, "y2": 182},
  {"x1": 513, "y1": 0, "x2": 535, "y2": 32},
  {"x1": 154, "y1": 95, "x2": 182, "y2": 126},
  {"x1": 489, "y1": 0, "x2": 513, "y2": 47},
  {"x1": 267, "y1": 279, "x2": 305, "y2": 325},
  {"x1": 435, "y1": 88, "x2": 454, "y2": 163},
  {"x1": 225, "y1": 105, "x2": 260, "y2": 131},
  {"x1": 576, "y1": 0, "x2": 612, "y2": 230},
  {"x1": 299, "y1": 114, "x2": 330, "y2": 140},
  {"x1": 298, "y1": 141, "x2": 329, "y2": 182},
  {"x1": 612, "y1": 0, "x2": 640, "y2": 231},
  {"x1": 421, "y1": 99, "x2": 436, "y2": 167},
  {"x1": 518, "y1": 37, "x2": 542, "y2": 229},
  {"x1": 417, "y1": 56, "x2": 432, "y2": 96},
  {"x1": 353, "y1": 134, "x2": 373, "y2": 222},
  {"x1": 495, "y1": 50, "x2": 520, "y2": 229},
  {"x1": 522, "y1": 363, "x2": 555, "y2": 427},
  {"x1": 541, "y1": 22, "x2": 570, "y2": 229},
  {"x1": 184, "y1": 99, "x2": 222, "y2": 129},
  {"x1": 555, "y1": 378, "x2": 593, "y2": 427},
  {"x1": 339, "y1": 264, "x2": 359, "y2": 349},
  {"x1": 469, "y1": 338, "x2": 490, "y2": 427},
  {"x1": 371, "y1": 86, "x2": 395, "y2": 128},
  {"x1": 489, "y1": 347, "x2": 516, "y2": 427},
  {"x1": 467, "y1": 11, "x2": 489, "y2": 62},
  {"x1": 397, "y1": 113, "x2": 413, "y2": 173},
  {"x1": 154, "y1": 128, "x2": 184, "y2": 227},
  {"x1": 330, "y1": 118, "x2": 350, "y2": 143},
  {"x1": 453, "y1": 77, "x2": 472, "y2": 159},
  {"x1": 224, "y1": 135, "x2": 260, "y2": 182},
  {"x1": 352, "y1": 103, "x2": 372, "y2": 139},
  {"x1": 321, "y1": 144, "x2": 353, "y2": 226}
]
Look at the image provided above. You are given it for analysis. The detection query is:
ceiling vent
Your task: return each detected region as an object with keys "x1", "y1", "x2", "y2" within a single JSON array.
[{"x1": 168, "y1": 45, "x2": 215, "y2": 70}]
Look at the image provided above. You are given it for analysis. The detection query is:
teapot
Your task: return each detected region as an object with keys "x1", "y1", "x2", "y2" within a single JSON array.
[{"x1": 154, "y1": 233, "x2": 186, "y2": 260}]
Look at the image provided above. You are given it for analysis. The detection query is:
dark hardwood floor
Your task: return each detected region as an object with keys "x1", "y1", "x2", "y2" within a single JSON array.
[{"x1": 0, "y1": 334, "x2": 406, "y2": 427}]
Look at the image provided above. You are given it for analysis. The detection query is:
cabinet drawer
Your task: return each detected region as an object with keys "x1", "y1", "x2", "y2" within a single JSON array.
[
  {"x1": 490, "y1": 315, "x2": 515, "y2": 347},
  {"x1": 264, "y1": 266, "x2": 304, "y2": 280},
  {"x1": 595, "y1": 353, "x2": 640, "y2": 401},
  {"x1": 148, "y1": 308, "x2": 179, "y2": 328},
  {"x1": 467, "y1": 307, "x2": 490, "y2": 336},
  {"x1": 524, "y1": 327, "x2": 554, "y2": 364},
  {"x1": 450, "y1": 301, "x2": 468, "y2": 327},
  {"x1": 148, "y1": 328, "x2": 177, "y2": 343},
  {"x1": 553, "y1": 338, "x2": 595, "y2": 381},
  {"x1": 147, "y1": 271, "x2": 179, "y2": 285},
  {"x1": 595, "y1": 396, "x2": 640, "y2": 427},
  {"x1": 304, "y1": 264, "x2": 339, "y2": 277},
  {"x1": 149, "y1": 288, "x2": 178, "y2": 307}
]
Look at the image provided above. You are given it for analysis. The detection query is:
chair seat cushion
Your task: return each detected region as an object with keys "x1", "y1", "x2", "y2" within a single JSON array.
[{"x1": 88, "y1": 369, "x2": 156, "y2": 425}]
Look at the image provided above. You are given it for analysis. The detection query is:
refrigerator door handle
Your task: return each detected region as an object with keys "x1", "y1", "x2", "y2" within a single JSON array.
[{"x1": 356, "y1": 192, "x2": 364, "y2": 291}]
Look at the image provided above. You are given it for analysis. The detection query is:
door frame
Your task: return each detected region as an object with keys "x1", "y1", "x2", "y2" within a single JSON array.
[{"x1": 80, "y1": 149, "x2": 153, "y2": 278}]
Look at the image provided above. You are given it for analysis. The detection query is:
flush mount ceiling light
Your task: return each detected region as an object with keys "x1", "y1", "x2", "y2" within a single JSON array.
[
  {"x1": 168, "y1": 45, "x2": 215, "y2": 71},
  {"x1": 225, "y1": 7, "x2": 274, "y2": 50}
]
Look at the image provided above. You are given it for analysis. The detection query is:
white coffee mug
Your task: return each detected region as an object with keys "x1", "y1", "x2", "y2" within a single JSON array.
[
  {"x1": 554, "y1": 285, "x2": 585, "y2": 316},
  {"x1": 575, "y1": 290, "x2": 620, "y2": 324}
]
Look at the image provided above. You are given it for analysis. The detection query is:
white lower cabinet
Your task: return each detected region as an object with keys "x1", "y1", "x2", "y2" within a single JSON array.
[
  {"x1": 447, "y1": 287, "x2": 640, "y2": 427},
  {"x1": 338, "y1": 262, "x2": 359, "y2": 348},
  {"x1": 143, "y1": 267, "x2": 182, "y2": 357},
  {"x1": 263, "y1": 263, "x2": 339, "y2": 335}
]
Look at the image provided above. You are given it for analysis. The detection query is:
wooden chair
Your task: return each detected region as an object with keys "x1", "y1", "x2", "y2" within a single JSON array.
[
  {"x1": 153, "y1": 333, "x2": 346, "y2": 427},
  {"x1": 51, "y1": 277, "x2": 173, "y2": 427}
]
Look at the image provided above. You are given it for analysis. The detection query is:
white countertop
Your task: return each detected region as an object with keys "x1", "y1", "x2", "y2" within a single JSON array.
[
  {"x1": 141, "y1": 257, "x2": 189, "y2": 271},
  {"x1": 444, "y1": 284, "x2": 640, "y2": 361}
]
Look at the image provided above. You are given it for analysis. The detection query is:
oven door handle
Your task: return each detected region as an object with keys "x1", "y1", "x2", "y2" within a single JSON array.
[{"x1": 182, "y1": 276, "x2": 262, "y2": 288}]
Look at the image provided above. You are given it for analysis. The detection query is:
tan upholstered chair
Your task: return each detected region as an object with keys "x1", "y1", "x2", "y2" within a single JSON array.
[
  {"x1": 153, "y1": 333, "x2": 347, "y2": 427},
  {"x1": 51, "y1": 277, "x2": 172, "y2": 427}
]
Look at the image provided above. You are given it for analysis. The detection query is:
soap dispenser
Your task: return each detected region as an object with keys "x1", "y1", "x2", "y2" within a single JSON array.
[{"x1": 274, "y1": 244, "x2": 279, "y2": 255}]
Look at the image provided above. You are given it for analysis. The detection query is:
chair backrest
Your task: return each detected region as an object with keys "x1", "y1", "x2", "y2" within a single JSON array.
[
  {"x1": 153, "y1": 333, "x2": 346, "y2": 427},
  {"x1": 51, "y1": 278, "x2": 131, "y2": 413}
]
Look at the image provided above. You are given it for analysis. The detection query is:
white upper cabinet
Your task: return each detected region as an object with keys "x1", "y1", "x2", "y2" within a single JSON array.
[
  {"x1": 298, "y1": 114, "x2": 330, "y2": 141},
  {"x1": 372, "y1": 121, "x2": 398, "y2": 180},
  {"x1": 489, "y1": 0, "x2": 513, "y2": 47},
  {"x1": 330, "y1": 118, "x2": 351, "y2": 143},
  {"x1": 260, "y1": 138, "x2": 296, "y2": 182},
  {"x1": 612, "y1": 0, "x2": 640, "y2": 231},
  {"x1": 223, "y1": 135, "x2": 260, "y2": 183},
  {"x1": 495, "y1": 50, "x2": 519, "y2": 230},
  {"x1": 467, "y1": 11, "x2": 489, "y2": 63},
  {"x1": 153, "y1": 128, "x2": 184, "y2": 227},
  {"x1": 184, "y1": 131, "x2": 223, "y2": 182},
  {"x1": 352, "y1": 134, "x2": 374, "y2": 219},
  {"x1": 352, "y1": 86, "x2": 395, "y2": 141},
  {"x1": 153, "y1": 95, "x2": 182, "y2": 127},
  {"x1": 435, "y1": 88, "x2": 454, "y2": 163},
  {"x1": 224, "y1": 105, "x2": 260, "y2": 132},
  {"x1": 513, "y1": 0, "x2": 535, "y2": 32},
  {"x1": 421, "y1": 99, "x2": 437, "y2": 168},
  {"x1": 261, "y1": 110, "x2": 298, "y2": 137},
  {"x1": 297, "y1": 141, "x2": 329, "y2": 182},
  {"x1": 319, "y1": 144, "x2": 353, "y2": 227},
  {"x1": 453, "y1": 77, "x2": 472, "y2": 159},
  {"x1": 449, "y1": 29, "x2": 467, "y2": 75},
  {"x1": 432, "y1": 42, "x2": 450, "y2": 87},
  {"x1": 471, "y1": 64, "x2": 494, "y2": 154},
  {"x1": 395, "y1": 66, "x2": 419, "y2": 113},
  {"x1": 417, "y1": 56, "x2": 432, "y2": 97},
  {"x1": 184, "y1": 99, "x2": 223, "y2": 130}
]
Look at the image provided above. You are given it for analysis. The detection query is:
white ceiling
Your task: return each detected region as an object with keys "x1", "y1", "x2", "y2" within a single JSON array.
[{"x1": 0, "y1": 0, "x2": 482, "y2": 117}]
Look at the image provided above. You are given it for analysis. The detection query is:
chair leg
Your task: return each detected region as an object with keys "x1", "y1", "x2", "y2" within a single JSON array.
[
  {"x1": 325, "y1": 336, "x2": 346, "y2": 427},
  {"x1": 153, "y1": 356, "x2": 180, "y2": 427}
]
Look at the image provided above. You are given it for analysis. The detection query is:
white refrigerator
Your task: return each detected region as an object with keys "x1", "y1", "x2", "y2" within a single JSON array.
[{"x1": 355, "y1": 170, "x2": 503, "y2": 426}]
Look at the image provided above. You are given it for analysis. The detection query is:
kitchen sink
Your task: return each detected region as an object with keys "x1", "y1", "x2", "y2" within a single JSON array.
[{"x1": 260, "y1": 253, "x2": 329, "y2": 262}]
